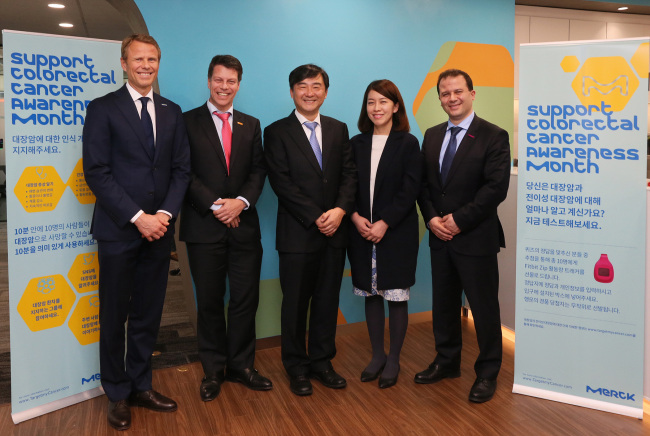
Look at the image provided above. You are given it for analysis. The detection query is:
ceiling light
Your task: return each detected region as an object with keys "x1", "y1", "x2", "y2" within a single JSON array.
[
  {"x1": 618, "y1": 6, "x2": 629, "y2": 11},
  {"x1": 59, "y1": 23, "x2": 74, "y2": 28},
  {"x1": 48, "y1": 3, "x2": 65, "y2": 8}
]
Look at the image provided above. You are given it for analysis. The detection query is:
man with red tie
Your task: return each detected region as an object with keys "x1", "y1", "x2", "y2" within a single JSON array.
[{"x1": 180, "y1": 55, "x2": 271, "y2": 402}]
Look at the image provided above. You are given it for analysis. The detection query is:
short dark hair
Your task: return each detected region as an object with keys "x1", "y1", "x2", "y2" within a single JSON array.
[
  {"x1": 289, "y1": 64, "x2": 329, "y2": 90},
  {"x1": 436, "y1": 69, "x2": 473, "y2": 95},
  {"x1": 121, "y1": 34, "x2": 161, "y2": 61},
  {"x1": 357, "y1": 79, "x2": 410, "y2": 134},
  {"x1": 208, "y1": 55, "x2": 243, "y2": 81}
]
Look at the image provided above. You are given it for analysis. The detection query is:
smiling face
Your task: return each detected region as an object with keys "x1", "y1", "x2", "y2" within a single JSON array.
[
  {"x1": 290, "y1": 74, "x2": 328, "y2": 120},
  {"x1": 121, "y1": 40, "x2": 159, "y2": 96},
  {"x1": 438, "y1": 75, "x2": 475, "y2": 124},
  {"x1": 208, "y1": 65, "x2": 240, "y2": 111},
  {"x1": 366, "y1": 89, "x2": 398, "y2": 135}
]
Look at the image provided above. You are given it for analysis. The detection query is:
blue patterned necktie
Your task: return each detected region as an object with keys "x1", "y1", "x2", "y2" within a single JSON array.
[
  {"x1": 139, "y1": 96, "x2": 155, "y2": 154},
  {"x1": 441, "y1": 126, "x2": 462, "y2": 183},
  {"x1": 304, "y1": 121, "x2": 323, "y2": 169}
]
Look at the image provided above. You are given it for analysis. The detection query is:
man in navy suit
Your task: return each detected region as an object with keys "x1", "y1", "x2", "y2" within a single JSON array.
[
  {"x1": 180, "y1": 55, "x2": 271, "y2": 402},
  {"x1": 416, "y1": 69, "x2": 511, "y2": 403},
  {"x1": 83, "y1": 34, "x2": 190, "y2": 430},
  {"x1": 264, "y1": 64, "x2": 356, "y2": 396}
]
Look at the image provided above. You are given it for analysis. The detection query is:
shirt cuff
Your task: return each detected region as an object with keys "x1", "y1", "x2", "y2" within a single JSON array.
[
  {"x1": 210, "y1": 197, "x2": 249, "y2": 211},
  {"x1": 130, "y1": 210, "x2": 144, "y2": 223},
  {"x1": 157, "y1": 210, "x2": 172, "y2": 218},
  {"x1": 236, "y1": 196, "x2": 250, "y2": 210},
  {"x1": 210, "y1": 198, "x2": 223, "y2": 211}
]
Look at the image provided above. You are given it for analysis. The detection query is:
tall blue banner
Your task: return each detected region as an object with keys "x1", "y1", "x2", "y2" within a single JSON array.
[
  {"x1": 514, "y1": 38, "x2": 648, "y2": 418},
  {"x1": 3, "y1": 31, "x2": 121, "y2": 423}
]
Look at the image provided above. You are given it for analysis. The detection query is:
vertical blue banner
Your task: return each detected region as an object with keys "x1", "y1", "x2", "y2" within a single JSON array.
[
  {"x1": 514, "y1": 39, "x2": 648, "y2": 418},
  {"x1": 3, "y1": 31, "x2": 121, "y2": 423}
]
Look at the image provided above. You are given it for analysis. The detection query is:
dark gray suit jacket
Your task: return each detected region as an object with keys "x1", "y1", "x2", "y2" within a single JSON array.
[
  {"x1": 179, "y1": 104, "x2": 266, "y2": 244},
  {"x1": 264, "y1": 111, "x2": 357, "y2": 253}
]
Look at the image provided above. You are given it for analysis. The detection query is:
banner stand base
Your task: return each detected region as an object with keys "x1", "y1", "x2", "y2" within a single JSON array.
[
  {"x1": 12, "y1": 387, "x2": 104, "y2": 424},
  {"x1": 513, "y1": 383, "x2": 643, "y2": 419}
]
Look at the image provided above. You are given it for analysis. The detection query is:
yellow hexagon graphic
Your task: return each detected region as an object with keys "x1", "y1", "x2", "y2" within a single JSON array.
[
  {"x1": 66, "y1": 158, "x2": 96, "y2": 205},
  {"x1": 571, "y1": 56, "x2": 638, "y2": 112},
  {"x1": 68, "y1": 252, "x2": 99, "y2": 293},
  {"x1": 68, "y1": 294, "x2": 100, "y2": 346},
  {"x1": 14, "y1": 166, "x2": 66, "y2": 213},
  {"x1": 630, "y1": 42, "x2": 649, "y2": 80},
  {"x1": 560, "y1": 55, "x2": 580, "y2": 73},
  {"x1": 17, "y1": 274, "x2": 76, "y2": 331}
]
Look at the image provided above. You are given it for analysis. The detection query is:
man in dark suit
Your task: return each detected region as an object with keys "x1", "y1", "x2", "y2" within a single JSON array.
[
  {"x1": 179, "y1": 55, "x2": 271, "y2": 402},
  {"x1": 416, "y1": 69, "x2": 511, "y2": 403},
  {"x1": 83, "y1": 34, "x2": 190, "y2": 430},
  {"x1": 264, "y1": 64, "x2": 356, "y2": 396}
]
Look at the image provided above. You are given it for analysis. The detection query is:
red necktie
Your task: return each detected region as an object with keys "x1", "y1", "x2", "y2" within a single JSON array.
[{"x1": 215, "y1": 112, "x2": 232, "y2": 174}]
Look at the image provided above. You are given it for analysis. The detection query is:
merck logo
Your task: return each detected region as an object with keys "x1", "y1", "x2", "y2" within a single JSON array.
[
  {"x1": 586, "y1": 385, "x2": 635, "y2": 401},
  {"x1": 81, "y1": 373, "x2": 101, "y2": 385}
]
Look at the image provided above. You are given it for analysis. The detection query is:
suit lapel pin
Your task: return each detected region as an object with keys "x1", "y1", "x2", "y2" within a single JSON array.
[
  {"x1": 467, "y1": 134, "x2": 475, "y2": 138},
  {"x1": 161, "y1": 103, "x2": 167, "y2": 107},
  {"x1": 237, "y1": 121, "x2": 243, "y2": 125}
]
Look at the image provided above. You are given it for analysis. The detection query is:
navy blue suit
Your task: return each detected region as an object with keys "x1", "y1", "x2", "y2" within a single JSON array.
[{"x1": 83, "y1": 84, "x2": 191, "y2": 401}]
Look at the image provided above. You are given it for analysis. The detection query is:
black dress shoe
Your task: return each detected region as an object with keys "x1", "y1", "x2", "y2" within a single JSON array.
[
  {"x1": 200, "y1": 374, "x2": 224, "y2": 402},
  {"x1": 414, "y1": 362, "x2": 460, "y2": 384},
  {"x1": 107, "y1": 399, "x2": 131, "y2": 431},
  {"x1": 289, "y1": 375, "x2": 313, "y2": 396},
  {"x1": 310, "y1": 368, "x2": 347, "y2": 389},
  {"x1": 378, "y1": 365, "x2": 399, "y2": 389},
  {"x1": 129, "y1": 389, "x2": 177, "y2": 412},
  {"x1": 469, "y1": 378, "x2": 497, "y2": 403},
  {"x1": 226, "y1": 367, "x2": 273, "y2": 391},
  {"x1": 360, "y1": 363, "x2": 385, "y2": 382}
]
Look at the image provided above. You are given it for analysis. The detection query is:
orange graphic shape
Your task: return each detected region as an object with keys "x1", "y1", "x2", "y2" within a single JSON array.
[
  {"x1": 413, "y1": 41, "x2": 514, "y2": 114},
  {"x1": 337, "y1": 308, "x2": 347, "y2": 325}
]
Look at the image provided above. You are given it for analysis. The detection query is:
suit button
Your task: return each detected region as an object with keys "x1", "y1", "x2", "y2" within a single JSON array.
[
  {"x1": 442, "y1": 192, "x2": 446, "y2": 197},
  {"x1": 148, "y1": 192, "x2": 154, "y2": 196},
  {"x1": 323, "y1": 178, "x2": 328, "y2": 183}
]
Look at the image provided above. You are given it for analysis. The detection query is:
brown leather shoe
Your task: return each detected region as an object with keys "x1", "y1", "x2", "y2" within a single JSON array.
[
  {"x1": 414, "y1": 362, "x2": 460, "y2": 384},
  {"x1": 107, "y1": 399, "x2": 131, "y2": 431},
  {"x1": 129, "y1": 389, "x2": 177, "y2": 412}
]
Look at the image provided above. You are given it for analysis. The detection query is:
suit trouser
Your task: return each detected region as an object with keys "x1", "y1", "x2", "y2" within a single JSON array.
[
  {"x1": 97, "y1": 235, "x2": 172, "y2": 402},
  {"x1": 279, "y1": 246, "x2": 345, "y2": 376},
  {"x1": 186, "y1": 237, "x2": 263, "y2": 377},
  {"x1": 429, "y1": 245, "x2": 502, "y2": 380}
]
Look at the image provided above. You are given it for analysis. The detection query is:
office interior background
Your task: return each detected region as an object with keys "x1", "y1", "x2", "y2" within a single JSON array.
[{"x1": 1, "y1": 0, "x2": 650, "y2": 434}]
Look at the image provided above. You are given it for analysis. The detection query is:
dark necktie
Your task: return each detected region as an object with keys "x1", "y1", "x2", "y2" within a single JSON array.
[
  {"x1": 139, "y1": 96, "x2": 155, "y2": 154},
  {"x1": 304, "y1": 121, "x2": 323, "y2": 169},
  {"x1": 441, "y1": 126, "x2": 462, "y2": 184},
  {"x1": 215, "y1": 112, "x2": 232, "y2": 174}
]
